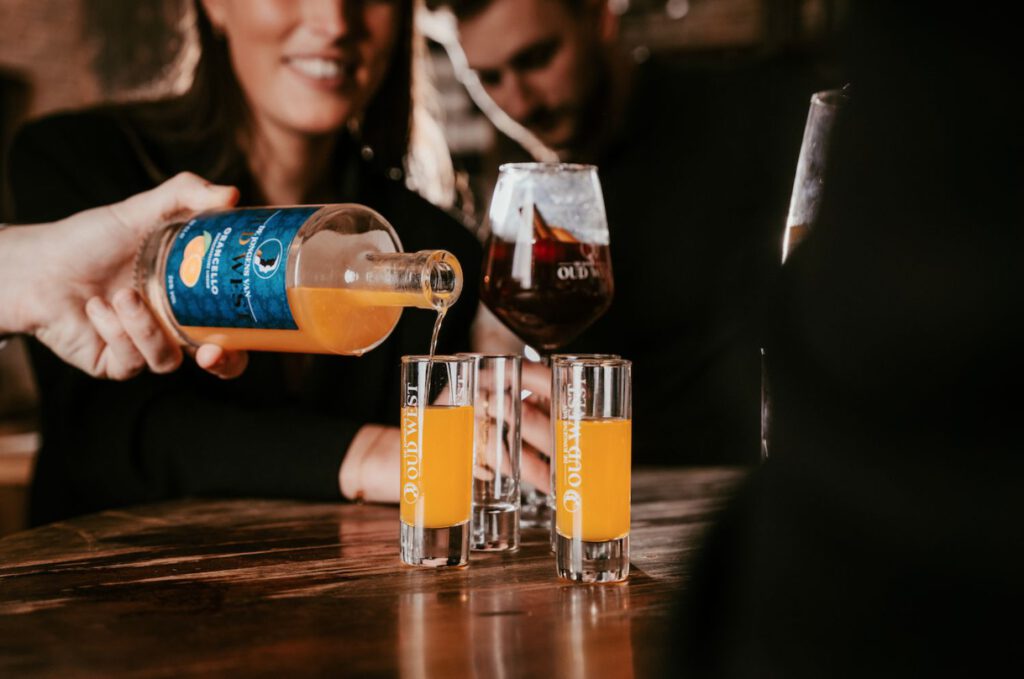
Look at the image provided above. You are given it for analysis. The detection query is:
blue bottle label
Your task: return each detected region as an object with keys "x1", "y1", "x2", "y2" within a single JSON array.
[{"x1": 164, "y1": 207, "x2": 317, "y2": 330}]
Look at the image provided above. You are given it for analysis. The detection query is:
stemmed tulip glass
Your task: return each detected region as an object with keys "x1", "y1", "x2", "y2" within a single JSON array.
[{"x1": 479, "y1": 163, "x2": 614, "y2": 526}]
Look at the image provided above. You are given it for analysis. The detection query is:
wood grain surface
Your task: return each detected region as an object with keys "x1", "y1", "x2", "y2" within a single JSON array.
[{"x1": 0, "y1": 467, "x2": 744, "y2": 678}]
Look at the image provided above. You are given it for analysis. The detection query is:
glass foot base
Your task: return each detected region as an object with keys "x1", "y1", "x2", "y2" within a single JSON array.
[
  {"x1": 401, "y1": 521, "x2": 469, "y2": 567},
  {"x1": 555, "y1": 534, "x2": 629, "y2": 583},
  {"x1": 471, "y1": 504, "x2": 519, "y2": 551}
]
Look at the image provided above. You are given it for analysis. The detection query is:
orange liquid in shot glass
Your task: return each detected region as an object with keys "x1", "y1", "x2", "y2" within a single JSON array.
[
  {"x1": 400, "y1": 405, "x2": 474, "y2": 529},
  {"x1": 555, "y1": 418, "x2": 632, "y2": 542}
]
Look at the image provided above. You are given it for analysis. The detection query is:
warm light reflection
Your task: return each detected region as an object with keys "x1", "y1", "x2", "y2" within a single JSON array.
[
  {"x1": 557, "y1": 585, "x2": 634, "y2": 679},
  {"x1": 398, "y1": 589, "x2": 475, "y2": 678},
  {"x1": 396, "y1": 583, "x2": 634, "y2": 677}
]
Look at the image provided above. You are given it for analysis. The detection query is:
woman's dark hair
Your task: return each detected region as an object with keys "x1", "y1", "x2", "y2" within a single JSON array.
[{"x1": 128, "y1": 0, "x2": 417, "y2": 186}]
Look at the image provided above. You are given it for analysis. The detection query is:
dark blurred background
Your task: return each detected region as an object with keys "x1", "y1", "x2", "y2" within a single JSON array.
[
  {"x1": 0, "y1": 0, "x2": 845, "y2": 218},
  {"x1": 0, "y1": 0, "x2": 844, "y2": 535}
]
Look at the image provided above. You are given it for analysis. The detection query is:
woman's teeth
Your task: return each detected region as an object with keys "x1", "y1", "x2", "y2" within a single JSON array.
[{"x1": 288, "y1": 58, "x2": 351, "y2": 80}]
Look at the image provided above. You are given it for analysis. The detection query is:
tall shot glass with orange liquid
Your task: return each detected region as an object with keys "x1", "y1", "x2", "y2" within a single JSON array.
[
  {"x1": 548, "y1": 353, "x2": 620, "y2": 552},
  {"x1": 553, "y1": 357, "x2": 632, "y2": 583},
  {"x1": 400, "y1": 355, "x2": 475, "y2": 568}
]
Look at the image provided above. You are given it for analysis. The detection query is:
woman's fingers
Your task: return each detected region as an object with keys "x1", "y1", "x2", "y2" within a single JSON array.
[
  {"x1": 84, "y1": 296, "x2": 146, "y2": 380},
  {"x1": 111, "y1": 289, "x2": 183, "y2": 374},
  {"x1": 109, "y1": 172, "x2": 240, "y2": 236},
  {"x1": 195, "y1": 344, "x2": 249, "y2": 379},
  {"x1": 521, "y1": 395, "x2": 553, "y2": 458},
  {"x1": 522, "y1": 443, "x2": 551, "y2": 493},
  {"x1": 89, "y1": 290, "x2": 247, "y2": 380}
]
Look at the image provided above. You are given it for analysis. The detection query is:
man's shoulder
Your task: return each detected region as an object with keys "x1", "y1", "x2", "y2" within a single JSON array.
[
  {"x1": 630, "y1": 58, "x2": 717, "y2": 105},
  {"x1": 622, "y1": 56, "x2": 813, "y2": 174},
  {"x1": 631, "y1": 56, "x2": 815, "y2": 122}
]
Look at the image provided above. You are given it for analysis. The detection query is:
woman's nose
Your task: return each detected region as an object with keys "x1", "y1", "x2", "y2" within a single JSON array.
[{"x1": 303, "y1": 0, "x2": 361, "y2": 40}]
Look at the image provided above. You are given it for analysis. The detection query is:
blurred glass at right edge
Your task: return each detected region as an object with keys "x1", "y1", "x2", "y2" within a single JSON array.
[
  {"x1": 781, "y1": 87, "x2": 851, "y2": 263},
  {"x1": 764, "y1": 87, "x2": 850, "y2": 460}
]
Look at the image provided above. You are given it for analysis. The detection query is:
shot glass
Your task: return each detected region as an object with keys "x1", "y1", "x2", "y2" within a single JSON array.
[
  {"x1": 553, "y1": 357, "x2": 632, "y2": 583},
  {"x1": 400, "y1": 355, "x2": 475, "y2": 568},
  {"x1": 462, "y1": 353, "x2": 521, "y2": 551},
  {"x1": 548, "y1": 353, "x2": 621, "y2": 551}
]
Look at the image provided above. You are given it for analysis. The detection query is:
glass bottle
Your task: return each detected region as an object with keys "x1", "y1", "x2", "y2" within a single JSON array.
[
  {"x1": 781, "y1": 87, "x2": 850, "y2": 263},
  {"x1": 135, "y1": 204, "x2": 462, "y2": 355}
]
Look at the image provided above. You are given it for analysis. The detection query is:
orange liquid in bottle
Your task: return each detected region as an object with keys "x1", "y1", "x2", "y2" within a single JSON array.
[
  {"x1": 555, "y1": 418, "x2": 632, "y2": 541},
  {"x1": 179, "y1": 286, "x2": 426, "y2": 355},
  {"x1": 400, "y1": 405, "x2": 474, "y2": 529}
]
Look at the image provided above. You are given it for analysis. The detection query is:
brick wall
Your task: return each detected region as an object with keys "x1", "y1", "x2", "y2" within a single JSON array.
[
  {"x1": 0, "y1": 0, "x2": 102, "y2": 117},
  {"x1": 0, "y1": 0, "x2": 189, "y2": 118}
]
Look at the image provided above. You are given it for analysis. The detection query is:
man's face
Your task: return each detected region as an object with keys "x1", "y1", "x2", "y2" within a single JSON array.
[{"x1": 457, "y1": 0, "x2": 605, "y2": 153}]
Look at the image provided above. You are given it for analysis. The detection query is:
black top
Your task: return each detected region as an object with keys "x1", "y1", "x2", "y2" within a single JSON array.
[
  {"x1": 9, "y1": 107, "x2": 481, "y2": 525},
  {"x1": 552, "y1": 59, "x2": 809, "y2": 465}
]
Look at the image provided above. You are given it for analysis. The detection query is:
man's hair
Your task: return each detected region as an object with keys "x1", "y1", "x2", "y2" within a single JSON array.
[
  {"x1": 424, "y1": 0, "x2": 491, "y2": 20},
  {"x1": 426, "y1": 0, "x2": 587, "y2": 21}
]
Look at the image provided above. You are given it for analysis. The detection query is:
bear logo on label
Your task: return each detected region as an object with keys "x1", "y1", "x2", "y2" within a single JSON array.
[{"x1": 253, "y1": 238, "x2": 284, "y2": 279}]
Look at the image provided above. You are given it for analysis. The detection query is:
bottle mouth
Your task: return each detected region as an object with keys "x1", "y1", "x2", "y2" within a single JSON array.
[
  {"x1": 811, "y1": 88, "x2": 850, "y2": 109},
  {"x1": 430, "y1": 261, "x2": 458, "y2": 294},
  {"x1": 423, "y1": 251, "x2": 463, "y2": 310}
]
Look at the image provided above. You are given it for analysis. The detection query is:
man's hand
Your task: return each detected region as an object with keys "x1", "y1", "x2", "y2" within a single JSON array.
[
  {"x1": 521, "y1": 361, "x2": 553, "y2": 492},
  {"x1": 340, "y1": 424, "x2": 400, "y2": 502},
  {"x1": 337, "y1": 362, "x2": 555, "y2": 504},
  {"x1": 5, "y1": 172, "x2": 247, "y2": 380}
]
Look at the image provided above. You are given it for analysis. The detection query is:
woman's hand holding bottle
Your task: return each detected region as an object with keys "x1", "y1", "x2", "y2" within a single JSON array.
[{"x1": 1, "y1": 172, "x2": 247, "y2": 380}]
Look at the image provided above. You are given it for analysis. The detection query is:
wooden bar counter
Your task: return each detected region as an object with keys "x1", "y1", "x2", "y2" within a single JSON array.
[{"x1": 0, "y1": 467, "x2": 743, "y2": 677}]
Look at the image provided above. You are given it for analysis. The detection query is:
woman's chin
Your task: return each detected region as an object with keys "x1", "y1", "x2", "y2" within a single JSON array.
[{"x1": 280, "y1": 110, "x2": 357, "y2": 138}]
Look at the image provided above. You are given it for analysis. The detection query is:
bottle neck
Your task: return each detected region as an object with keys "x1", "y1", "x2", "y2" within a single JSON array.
[{"x1": 362, "y1": 250, "x2": 463, "y2": 310}]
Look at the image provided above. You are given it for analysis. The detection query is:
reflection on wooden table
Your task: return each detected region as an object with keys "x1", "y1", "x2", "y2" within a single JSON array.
[
  {"x1": 0, "y1": 467, "x2": 743, "y2": 677},
  {"x1": 0, "y1": 416, "x2": 39, "y2": 537}
]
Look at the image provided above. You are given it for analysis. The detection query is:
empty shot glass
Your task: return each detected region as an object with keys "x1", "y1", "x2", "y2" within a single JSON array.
[
  {"x1": 400, "y1": 355, "x2": 475, "y2": 568},
  {"x1": 553, "y1": 357, "x2": 632, "y2": 583},
  {"x1": 462, "y1": 353, "x2": 522, "y2": 551}
]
